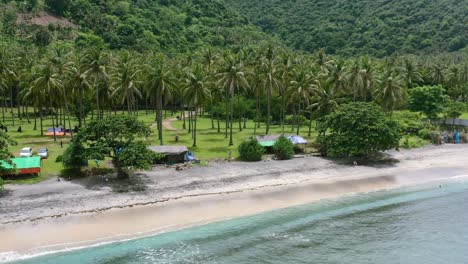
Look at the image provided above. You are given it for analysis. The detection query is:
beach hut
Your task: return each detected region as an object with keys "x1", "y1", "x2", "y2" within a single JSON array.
[
  {"x1": 148, "y1": 146, "x2": 189, "y2": 164},
  {"x1": 255, "y1": 134, "x2": 281, "y2": 147},
  {"x1": 0, "y1": 156, "x2": 42, "y2": 176}
]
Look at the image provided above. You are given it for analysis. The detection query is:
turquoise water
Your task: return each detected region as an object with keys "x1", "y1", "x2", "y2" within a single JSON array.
[{"x1": 9, "y1": 179, "x2": 468, "y2": 264}]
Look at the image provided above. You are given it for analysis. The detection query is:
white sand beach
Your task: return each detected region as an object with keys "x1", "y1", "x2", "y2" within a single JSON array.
[{"x1": 1, "y1": 144, "x2": 467, "y2": 256}]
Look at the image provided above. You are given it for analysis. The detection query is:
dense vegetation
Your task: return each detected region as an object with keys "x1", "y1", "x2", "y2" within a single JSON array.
[
  {"x1": 0, "y1": 0, "x2": 467, "y2": 182},
  {"x1": 318, "y1": 102, "x2": 402, "y2": 158},
  {"x1": 228, "y1": 0, "x2": 468, "y2": 57},
  {"x1": 0, "y1": 0, "x2": 274, "y2": 52}
]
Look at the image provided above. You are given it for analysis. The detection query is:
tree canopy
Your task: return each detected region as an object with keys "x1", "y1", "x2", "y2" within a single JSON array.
[
  {"x1": 71, "y1": 115, "x2": 154, "y2": 176},
  {"x1": 228, "y1": 0, "x2": 468, "y2": 57},
  {"x1": 409, "y1": 85, "x2": 448, "y2": 119},
  {"x1": 318, "y1": 102, "x2": 402, "y2": 158}
]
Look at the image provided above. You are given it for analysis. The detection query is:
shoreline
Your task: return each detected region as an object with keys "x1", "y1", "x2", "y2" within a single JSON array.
[{"x1": 1, "y1": 145, "x2": 468, "y2": 258}]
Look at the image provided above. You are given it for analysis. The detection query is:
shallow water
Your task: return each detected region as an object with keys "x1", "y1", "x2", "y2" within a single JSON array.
[{"x1": 7, "y1": 178, "x2": 468, "y2": 264}]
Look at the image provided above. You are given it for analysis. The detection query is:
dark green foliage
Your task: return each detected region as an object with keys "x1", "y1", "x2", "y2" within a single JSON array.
[
  {"x1": 444, "y1": 100, "x2": 466, "y2": 120},
  {"x1": 0, "y1": 130, "x2": 16, "y2": 189},
  {"x1": 273, "y1": 136, "x2": 294, "y2": 160},
  {"x1": 115, "y1": 142, "x2": 158, "y2": 170},
  {"x1": 392, "y1": 111, "x2": 429, "y2": 134},
  {"x1": 318, "y1": 103, "x2": 402, "y2": 158},
  {"x1": 238, "y1": 137, "x2": 265, "y2": 161},
  {"x1": 62, "y1": 141, "x2": 87, "y2": 169},
  {"x1": 409, "y1": 86, "x2": 448, "y2": 119},
  {"x1": 228, "y1": 0, "x2": 468, "y2": 56},
  {"x1": 72, "y1": 115, "x2": 152, "y2": 175}
]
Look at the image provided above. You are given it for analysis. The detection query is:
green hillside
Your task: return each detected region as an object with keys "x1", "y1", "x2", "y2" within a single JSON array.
[
  {"x1": 227, "y1": 0, "x2": 468, "y2": 57},
  {"x1": 0, "y1": 0, "x2": 274, "y2": 52}
]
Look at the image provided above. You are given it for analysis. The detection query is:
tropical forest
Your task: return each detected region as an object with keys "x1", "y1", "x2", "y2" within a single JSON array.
[{"x1": 0, "y1": 0, "x2": 467, "y2": 183}]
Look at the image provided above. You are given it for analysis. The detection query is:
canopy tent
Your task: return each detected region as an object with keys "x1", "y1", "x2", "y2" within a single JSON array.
[
  {"x1": 287, "y1": 135, "x2": 308, "y2": 145},
  {"x1": 1, "y1": 156, "x2": 41, "y2": 175}
]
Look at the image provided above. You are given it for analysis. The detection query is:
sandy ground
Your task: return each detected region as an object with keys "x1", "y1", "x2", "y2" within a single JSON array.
[
  {"x1": 162, "y1": 117, "x2": 179, "y2": 131},
  {"x1": 1, "y1": 144, "x2": 468, "y2": 257}
]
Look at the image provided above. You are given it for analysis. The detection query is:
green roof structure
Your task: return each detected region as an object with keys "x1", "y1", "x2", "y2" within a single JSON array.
[
  {"x1": 1, "y1": 156, "x2": 41, "y2": 169},
  {"x1": 258, "y1": 141, "x2": 276, "y2": 147}
]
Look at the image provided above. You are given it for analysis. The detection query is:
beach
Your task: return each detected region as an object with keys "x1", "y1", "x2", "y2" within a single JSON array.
[{"x1": 1, "y1": 144, "x2": 468, "y2": 258}]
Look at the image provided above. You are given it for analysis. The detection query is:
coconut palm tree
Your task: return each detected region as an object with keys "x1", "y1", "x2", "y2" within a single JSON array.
[
  {"x1": 111, "y1": 52, "x2": 142, "y2": 115},
  {"x1": 217, "y1": 53, "x2": 249, "y2": 146},
  {"x1": 288, "y1": 68, "x2": 314, "y2": 135},
  {"x1": 260, "y1": 46, "x2": 281, "y2": 135},
  {"x1": 84, "y1": 48, "x2": 109, "y2": 120},
  {"x1": 359, "y1": 56, "x2": 377, "y2": 101},
  {"x1": 347, "y1": 59, "x2": 362, "y2": 101},
  {"x1": 184, "y1": 65, "x2": 211, "y2": 147},
  {"x1": 401, "y1": 59, "x2": 422, "y2": 89},
  {"x1": 145, "y1": 55, "x2": 176, "y2": 145},
  {"x1": 374, "y1": 68, "x2": 406, "y2": 112},
  {"x1": 32, "y1": 61, "x2": 62, "y2": 141},
  {"x1": 67, "y1": 56, "x2": 92, "y2": 127}
]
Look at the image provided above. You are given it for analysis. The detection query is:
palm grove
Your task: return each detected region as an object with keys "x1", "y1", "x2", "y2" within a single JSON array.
[{"x1": 1, "y1": 43, "x2": 467, "y2": 149}]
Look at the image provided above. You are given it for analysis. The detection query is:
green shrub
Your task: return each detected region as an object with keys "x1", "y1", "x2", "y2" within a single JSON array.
[
  {"x1": 238, "y1": 137, "x2": 265, "y2": 161},
  {"x1": 285, "y1": 115, "x2": 307, "y2": 125},
  {"x1": 273, "y1": 136, "x2": 295, "y2": 160},
  {"x1": 62, "y1": 141, "x2": 87, "y2": 169},
  {"x1": 0, "y1": 177, "x2": 4, "y2": 191},
  {"x1": 418, "y1": 128, "x2": 432, "y2": 140},
  {"x1": 55, "y1": 155, "x2": 63, "y2": 163}
]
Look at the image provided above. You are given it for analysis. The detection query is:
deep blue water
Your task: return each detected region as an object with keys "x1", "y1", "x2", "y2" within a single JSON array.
[{"x1": 7, "y1": 179, "x2": 468, "y2": 264}]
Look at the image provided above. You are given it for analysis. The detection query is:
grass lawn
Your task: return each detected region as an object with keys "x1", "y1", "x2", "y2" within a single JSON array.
[
  {"x1": 460, "y1": 112, "x2": 468, "y2": 119},
  {"x1": 1, "y1": 108, "x2": 318, "y2": 183}
]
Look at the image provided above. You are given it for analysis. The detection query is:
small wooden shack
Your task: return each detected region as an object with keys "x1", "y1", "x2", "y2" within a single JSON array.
[{"x1": 148, "y1": 146, "x2": 189, "y2": 164}]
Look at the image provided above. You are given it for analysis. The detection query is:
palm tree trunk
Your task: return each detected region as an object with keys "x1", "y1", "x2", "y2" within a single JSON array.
[
  {"x1": 217, "y1": 112, "x2": 220, "y2": 133},
  {"x1": 225, "y1": 90, "x2": 229, "y2": 139},
  {"x1": 158, "y1": 96, "x2": 163, "y2": 145},
  {"x1": 266, "y1": 79, "x2": 272, "y2": 135},
  {"x1": 308, "y1": 110, "x2": 313, "y2": 137},
  {"x1": 229, "y1": 98, "x2": 234, "y2": 146},
  {"x1": 10, "y1": 88, "x2": 15, "y2": 127},
  {"x1": 33, "y1": 106, "x2": 37, "y2": 130},
  {"x1": 39, "y1": 99, "x2": 43, "y2": 136},
  {"x1": 296, "y1": 104, "x2": 300, "y2": 136},
  {"x1": 24, "y1": 105, "x2": 30, "y2": 124},
  {"x1": 193, "y1": 108, "x2": 198, "y2": 147},
  {"x1": 51, "y1": 110, "x2": 57, "y2": 142},
  {"x1": 238, "y1": 95, "x2": 242, "y2": 132},
  {"x1": 94, "y1": 75, "x2": 101, "y2": 120},
  {"x1": 63, "y1": 88, "x2": 74, "y2": 139},
  {"x1": 182, "y1": 109, "x2": 186, "y2": 129},
  {"x1": 188, "y1": 109, "x2": 192, "y2": 134}
]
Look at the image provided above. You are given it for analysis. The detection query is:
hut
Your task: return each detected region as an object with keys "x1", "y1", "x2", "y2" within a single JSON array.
[
  {"x1": 255, "y1": 134, "x2": 281, "y2": 147},
  {"x1": 0, "y1": 156, "x2": 42, "y2": 176},
  {"x1": 148, "y1": 146, "x2": 189, "y2": 164}
]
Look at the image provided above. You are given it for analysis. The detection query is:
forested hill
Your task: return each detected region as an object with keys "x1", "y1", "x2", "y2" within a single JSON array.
[
  {"x1": 227, "y1": 0, "x2": 468, "y2": 57},
  {"x1": 0, "y1": 0, "x2": 274, "y2": 52}
]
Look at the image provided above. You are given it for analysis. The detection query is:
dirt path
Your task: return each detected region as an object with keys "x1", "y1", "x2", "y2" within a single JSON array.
[{"x1": 162, "y1": 118, "x2": 179, "y2": 131}]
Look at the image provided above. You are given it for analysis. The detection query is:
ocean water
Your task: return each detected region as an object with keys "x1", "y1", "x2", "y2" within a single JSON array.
[{"x1": 7, "y1": 179, "x2": 468, "y2": 264}]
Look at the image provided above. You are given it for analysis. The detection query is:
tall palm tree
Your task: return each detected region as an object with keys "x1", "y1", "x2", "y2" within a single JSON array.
[
  {"x1": 374, "y1": 68, "x2": 405, "y2": 112},
  {"x1": 49, "y1": 45, "x2": 74, "y2": 138},
  {"x1": 401, "y1": 59, "x2": 422, "y2": 89},
  {"x1": 309, "y1": 82, "x2": 344, "y2": 131},
  {"x1": 84, "y1": 48, "x2": 109, "y2": 120},
  {"x1": 111, "y1": 52, "x2": 142, "y2": 115},
  {"x1": 145, "y1": 56, "x2": 176, "y2": 145},
  {"x1": 359, "y1": 56, "x2": 377, "y2": 101},
  {"x1": 327, "y1": 59, "x2": 347, "y2": 95},
  {"x1": 347, "y1": 59, "x2": 362, "y2": 101},
  {"x1": 260, "y1": 46, "x2": 281, "y2": 135},
  {"x1": 32, "y1": 61, "x2": 62, "y2": 141},
  {"x1": 430, "y1": 64, "x2": 445, "y2": 85},
  {"x1": 184, "y1": 65, "x2": 211, "y2": 147},
  {"x1": 68, "y1": 56, "x2": 92, "y2": 127},
  {"x1": 217, "y1": 53, "x2": 249, "y2": 146},
  {"x1": 288, "y1": 68, "x2": 314, "y2": 135}
]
